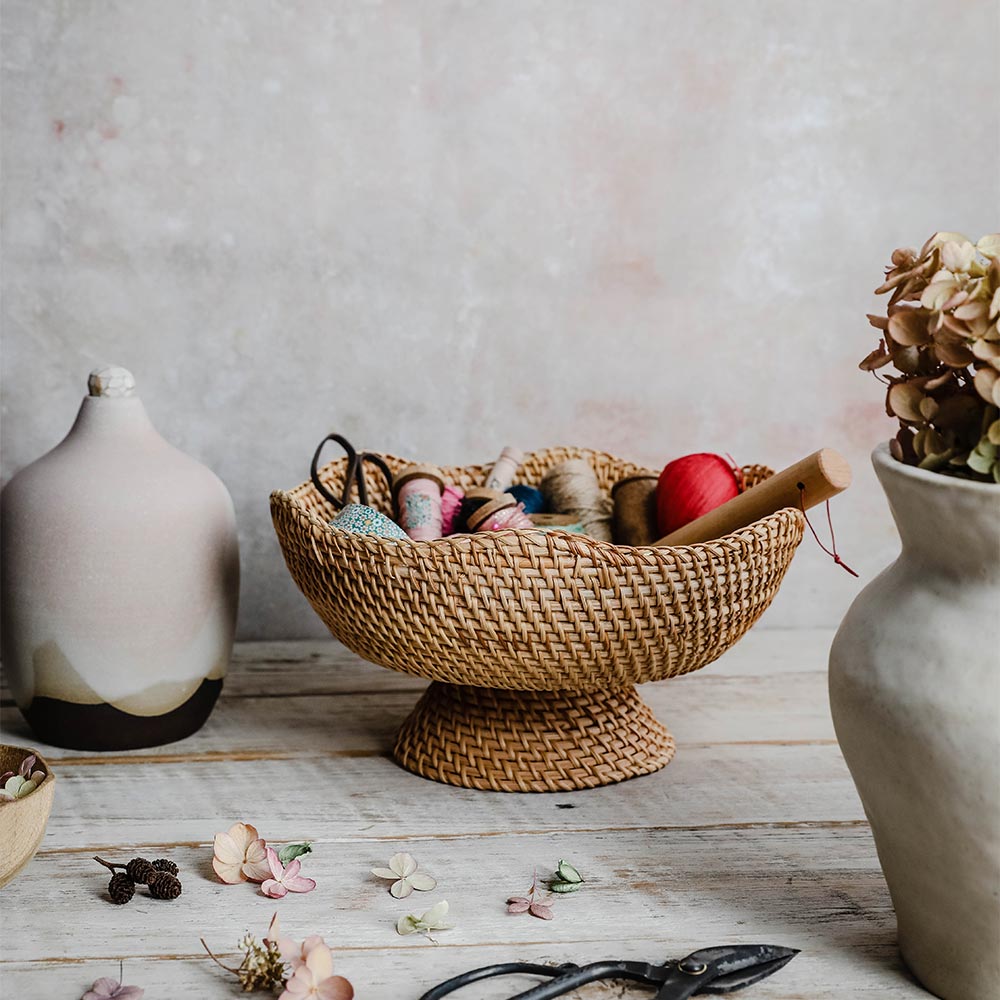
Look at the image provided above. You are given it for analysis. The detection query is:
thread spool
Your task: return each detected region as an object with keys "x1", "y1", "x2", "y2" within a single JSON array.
[
  {"x1": 484, "y1": 446, "x2": 524, "y2": 492},
  {"x1": 393, "y1": 464, "x2": 445, "y2": 541},
  {"x1": 656, "y1": 454, "x2": 742, "y2": 538},
  {"x1": 467, "y1": 497, "x2": 534, "y2": 532},
  {"x1": 440, "y1": 485, "x2": 464, "y2": 536},
  {"x1": 454, "y1": 487, "x2": 504, "y2": 534},
  {"x1": 507, "y1": 484, "x2": 545, "y2": 515},
  {"x1": 530, "y1": 513, "x2": 586, "y2": 534},
  {"x1": 611, "y1": 474, "x2": 660, "y2": 546},
  {"x1": 329, "y1": 503, "x2": 408, "y2": 539},
  {"x1": 540, "y1": 459, "x2": 613, "y2": 542}
]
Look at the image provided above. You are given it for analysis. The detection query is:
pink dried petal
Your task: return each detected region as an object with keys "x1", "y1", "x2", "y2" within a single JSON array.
[
  {"x1": 262, "y1": 846, "x2": 284, "y2": 881},
  {"x1": 317, "y1": 977, "x2": 354, "y2": 1000},
  {"x1": 83, "y1": 979, "x2": 120, "y2": 999},
  {"x1": 506, "y1": 897, "x2": 531, "y2": 913},
  {"x1": 529, "y1": 901, "x2": 554, "y2": 920},
  {"x1": 261, "y1": 878, "x2": 288, "y2": 899},
  {"x1": 283, "y1": 873, "x2": 316, "y2": 893}
]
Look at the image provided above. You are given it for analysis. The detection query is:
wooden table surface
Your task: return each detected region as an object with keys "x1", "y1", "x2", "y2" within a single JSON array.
[{"x1": 0, "y1": 629, "x2": 927, "y2": 999}]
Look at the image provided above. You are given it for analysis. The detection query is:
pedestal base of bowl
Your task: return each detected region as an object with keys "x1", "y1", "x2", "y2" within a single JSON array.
[{"x1": 393, "y1": 682, "x2": 675, "y2": 792}]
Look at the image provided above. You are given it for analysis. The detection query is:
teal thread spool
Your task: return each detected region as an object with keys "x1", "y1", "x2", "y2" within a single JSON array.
[{"x1": 508, "y1": 484, "x2": 544, "y2": 514}]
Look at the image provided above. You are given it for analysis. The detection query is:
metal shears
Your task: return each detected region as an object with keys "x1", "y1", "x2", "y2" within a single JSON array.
[{"x1": 418, "y1": 944, "x2": 799, "y2": 1000}]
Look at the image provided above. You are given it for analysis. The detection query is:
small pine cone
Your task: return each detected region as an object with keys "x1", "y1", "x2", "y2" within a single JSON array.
[
  {"x1": 151, "y1": 858, "x2": 178, "y2": 876},
  {"x1": 108, "y1": 873, "x2": 135, "y2": 904},
  {"x1": 147, "y1": 870, "x2": 182, "y2": 900},
  {"x1": 125, "y1": 857, "x2": 155, "y2": 884}
]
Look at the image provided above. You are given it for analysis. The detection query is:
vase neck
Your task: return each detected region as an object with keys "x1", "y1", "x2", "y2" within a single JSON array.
[
  {"x1": 873, "y1": 449, "x2": 1000, "y2": 580},
  {"x1": 61, "y1": 395, "x2": 160, "y2": 447}
]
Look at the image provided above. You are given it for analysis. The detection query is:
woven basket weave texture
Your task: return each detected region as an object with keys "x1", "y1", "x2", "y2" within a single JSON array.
[{"x1": 271, "y1": 447, "x2": 805, "y2": 693}]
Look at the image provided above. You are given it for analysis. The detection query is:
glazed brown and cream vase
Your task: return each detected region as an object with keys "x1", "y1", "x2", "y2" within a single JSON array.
[
  {"x1": 1, "y1": 366, "x2": 239, "y2": 750},
  {"x1": 829, "y1": 443, "x2": 1000, "y2": 1000}
]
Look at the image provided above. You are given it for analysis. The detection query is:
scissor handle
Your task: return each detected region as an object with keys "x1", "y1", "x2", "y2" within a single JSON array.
[
  {"x1": 310, "y1": 433, "x2": 358, "y2": 510},
  {"x1": 417, "y1": 963, "x2": 569, "y2": 1000},
  {"x1": 310, "y1": 435, "x2": 395, "y2": 511}
]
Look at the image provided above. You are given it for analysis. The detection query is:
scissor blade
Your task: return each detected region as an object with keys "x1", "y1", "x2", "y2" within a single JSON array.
[{"x1": 690, "y1": 945, "x2": 799, "y2": 994}]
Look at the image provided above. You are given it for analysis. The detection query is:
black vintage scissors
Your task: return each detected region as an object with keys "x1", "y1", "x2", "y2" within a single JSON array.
[
  {"x1": 310, "y1": 432, "x2": 394, "y2": 510},
  {"x1": 418, "y1": 944, "x2": 799, "y2": 1000}
]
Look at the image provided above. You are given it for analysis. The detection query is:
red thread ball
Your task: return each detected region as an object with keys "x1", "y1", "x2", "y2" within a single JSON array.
[{"x1": 656, "y1": 453, "x2": 742, "y2": 537}]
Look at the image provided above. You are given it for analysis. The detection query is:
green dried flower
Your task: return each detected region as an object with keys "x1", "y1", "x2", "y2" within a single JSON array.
[
  {"x1": 396, "y1": 900, "x2": 454, "y2": 940},
  {"x1": 548, "y1": 859, "x2": 585, "y2": 893},
  {"x1": 862, "y1": 231, "x2": 1000, "y2": 483}
]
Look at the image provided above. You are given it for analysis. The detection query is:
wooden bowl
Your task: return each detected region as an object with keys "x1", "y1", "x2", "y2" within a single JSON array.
[
  {"x1": 272, "y1": 447, "x2": 805, "y2": 792},
  {"x1": 0, "y1": 745, "x2": 56, "y2": 888}
]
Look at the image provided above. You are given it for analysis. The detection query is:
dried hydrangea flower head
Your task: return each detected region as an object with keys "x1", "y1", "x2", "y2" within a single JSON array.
[
  {"x1": 371, "y1": 852, "x2": 436, "y2": 898},
  {"x1": 212, "y1": 821, "x2": 271, "y2": 884},
  {"x1": 260, "y1": 847, "x2": 316, "y2": 899},
  {"x1": 396, "y1": 900, "x2": 455, "y2": 940},
  {"x1": 861, "y1": 232, "x2": 1000, "y2": 481}
]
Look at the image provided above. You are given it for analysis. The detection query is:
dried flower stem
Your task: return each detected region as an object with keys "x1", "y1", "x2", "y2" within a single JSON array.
[
  {"x1": 199, "y1": 938, "x2": 241, "y2": 975},
  {"x1": 94, "y1": 856, "x2": 126, "y2": 873}
]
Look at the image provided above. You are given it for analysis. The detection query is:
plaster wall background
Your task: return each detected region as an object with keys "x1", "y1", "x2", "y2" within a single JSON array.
[{"x1": 3, "y1": 0, "x2": 998, "y2": 639}]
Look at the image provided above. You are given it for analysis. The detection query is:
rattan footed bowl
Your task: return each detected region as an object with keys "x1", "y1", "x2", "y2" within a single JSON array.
[{"x1": 271, "y1": 447, "x2": 805, "y2": 792}]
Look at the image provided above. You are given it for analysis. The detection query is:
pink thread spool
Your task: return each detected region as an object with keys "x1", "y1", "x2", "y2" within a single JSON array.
[
  {"x1": 393, "y1": 464, "x2": 445, "y2": 541},
  {"x1": 440, "y1": 485, "x2": 464, "y2": 536},
  {"x1": 468, "y1": 496, "x2": 534, "y2": 533},
  {"x1": 484, "y1": 446, "x2": 524, "y2": 492}
]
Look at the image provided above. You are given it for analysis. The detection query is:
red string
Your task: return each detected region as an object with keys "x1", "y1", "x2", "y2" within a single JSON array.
[{"x1": 797, "y1": 484, "x2": 859, "y2": 577}]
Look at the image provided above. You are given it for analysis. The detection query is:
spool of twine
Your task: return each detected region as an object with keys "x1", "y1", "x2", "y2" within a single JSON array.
[
  {"x1": 454, "y1": 487, "x2": 505, "y2": 534},
  {"x1": 440, "y1": 485, "x2": 465, "y2": 536},
  {"x1": 507, "y1": 484, "x2": 545, "y2": 514},
  {"x1": 611, "y1": 474, "x2": 659, "y2": 545},
  {"x1": 393, "y1": 464, "x2": 445, "y2": 541},
  {"x1": 484, "y1": 446, "x2": 524, "y2": 492},
  {"x1": 467, "y1": 497, "x2": 534, "y2": 532},
  {"x1": 540, "y1": 459, "x2": 612, "y2": 541}
]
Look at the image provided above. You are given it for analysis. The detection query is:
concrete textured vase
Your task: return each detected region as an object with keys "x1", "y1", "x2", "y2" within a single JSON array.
[
  {"x1": 829, "y1": 443, "x2": 1000, "y2": 1000},
  {"x1": 1, "y1": 366, "x2": 239, "y2": 750}
]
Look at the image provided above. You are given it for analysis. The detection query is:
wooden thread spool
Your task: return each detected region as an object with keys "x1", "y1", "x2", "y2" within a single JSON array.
[
  {"x1": 467, "y1": 496, "x2": 533, "y2": 532},
  {"x1": 454, "y1": 487, "x2": 505, "y2": 534},
  {"x1": 653, "y1": 448, "x2": 851, "y2": 547},
  {"x1": 392, "y1": 464, "x2": 445, "y2": 541},
  {"x1": 611, "y1": 474, "x2": 660, "y2": 545},
  {"x1": 484, "y1": 446, "x2": 524, "y2": 492}
]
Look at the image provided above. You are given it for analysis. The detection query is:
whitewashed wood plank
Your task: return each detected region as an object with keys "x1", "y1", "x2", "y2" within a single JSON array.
[
  {"x1": 0, "y1": 939, "x2": 925, "y2": 1000},
  {"x1": 1, "y1": 827, "x2": 918, "y2": 997},
  {"x1": 0, "y1": 629, "x2": 836, "y2": 707},
  {"x1": 21, "y1": 741, "x2": 863, "y2": 850},
  {"x1": 0, "y1": 667, "x2": 836, "y2": 765}
]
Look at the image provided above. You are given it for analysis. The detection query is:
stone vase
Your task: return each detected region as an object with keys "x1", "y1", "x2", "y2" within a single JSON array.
[
  {"x1": 829, "y1": 443, "x2": 1000, "y2": 1000},
  {"x1": 1, "y1": 366, "x2": 239, "y2": 750}
]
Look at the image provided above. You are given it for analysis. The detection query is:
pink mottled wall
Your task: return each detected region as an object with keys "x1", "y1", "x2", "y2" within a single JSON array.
[{"x1": 2, "y1": 0, "x2": 998, "y2": 638}]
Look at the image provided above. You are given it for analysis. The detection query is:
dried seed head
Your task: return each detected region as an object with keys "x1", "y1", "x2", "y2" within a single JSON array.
[{"x1": 108, "y1": 873, "x2": 135, "y2": 904}]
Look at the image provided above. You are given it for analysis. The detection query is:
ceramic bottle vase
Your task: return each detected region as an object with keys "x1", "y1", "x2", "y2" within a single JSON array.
[
  {"x1": 1, "y1": 366, "x2": 239, "y2": 750},
  {"x1": 829, "y1": 443, "x2": 1000, "y2": 1000}
]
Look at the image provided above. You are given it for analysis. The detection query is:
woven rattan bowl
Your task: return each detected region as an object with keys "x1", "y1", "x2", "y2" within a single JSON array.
[
  {"x1": 0, "y1": 746, "x2": 55, "y2": 888},
  {"x1": 271, "y1": 447, "x2": 805, "y2": 792}
]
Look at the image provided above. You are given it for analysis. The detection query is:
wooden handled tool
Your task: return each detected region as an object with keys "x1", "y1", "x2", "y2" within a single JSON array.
[{"x1": 653, "y1": 448, "x2": 851, "y2": 547}]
